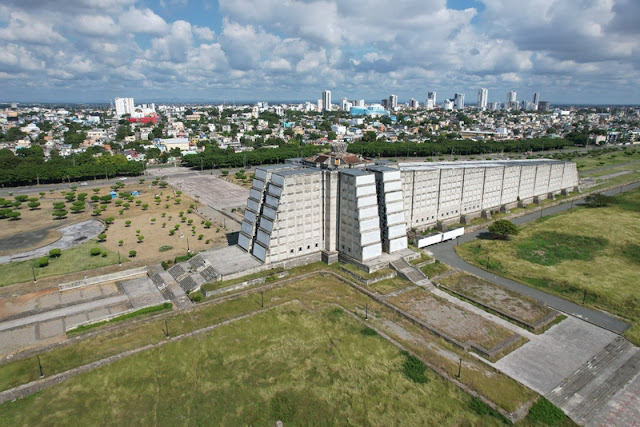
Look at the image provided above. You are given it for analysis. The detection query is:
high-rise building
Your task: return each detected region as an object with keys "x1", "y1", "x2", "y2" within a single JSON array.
[
  {"x1": 322, "y1": 90, "x2": 331, "y2": 112},
  {"x1": 532, "y1": 92, "x2": 540, "y2": 105},
  {"x1": 443, "y1": 99, "x2": 454, "y2": 111},
  {"x1": 507, "y1": 91, "x2": 517, "y2": 109},
  {"x1": 477, "y1": 88, "x2": 488, "y2": 110},
  {"x1": 454, "y1": 93, "x2": 465, "y2": 110},
  {"x1": 426, "y1": 92, "x2": 437, "y2": 109},
  {"x1": 409, "y1": 98, "x2": 419, "y2": 109},
  {"x1": 389, "y1": 94, "x2": 398, "y2": 110},
  {"x1": 114, "y1": 97, "x2": 134, "y2": 117},
  {"x1": 340, "y1": 98, "x2": 352, "y2": 111}
]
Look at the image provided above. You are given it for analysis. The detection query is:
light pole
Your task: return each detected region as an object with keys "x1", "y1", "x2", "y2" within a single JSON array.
[{"x1": 37, "y1": 355, "x2": 44, "y2": 378}]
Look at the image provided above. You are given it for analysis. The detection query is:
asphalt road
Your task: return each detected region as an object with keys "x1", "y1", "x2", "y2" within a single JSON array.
[{"x1": 429, "y1": 181, "x2": 640, "y2": 335}]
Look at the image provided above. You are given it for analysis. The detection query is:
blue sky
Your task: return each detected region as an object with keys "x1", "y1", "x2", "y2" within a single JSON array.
[{"x1": 0, "y1": 0, "x2": 639, "y2": 104}]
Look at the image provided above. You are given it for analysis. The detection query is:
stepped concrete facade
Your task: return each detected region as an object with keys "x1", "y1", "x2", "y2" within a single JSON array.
[{"x1": 238, "y1": 154, "x2": 579, "y2": 264}]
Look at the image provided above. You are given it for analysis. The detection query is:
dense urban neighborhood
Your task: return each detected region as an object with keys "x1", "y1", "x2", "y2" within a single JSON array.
[{"x1": 2, "y1": 97, "x2": 639, "y2": 186}]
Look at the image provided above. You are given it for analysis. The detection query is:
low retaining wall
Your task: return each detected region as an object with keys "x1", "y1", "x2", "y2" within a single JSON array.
[
  {"x1": 59, "y1": 267, "x2": 148, "y2": 292},
  {"x1": 202, "y1": 271, "x2": 289, "y2": 298},
  {"x1": 338, "y1": 267, "x2": 396, "y2": 285},
  {"x1": 438, "y1": 284, "x2": 559, "y2": 332}
]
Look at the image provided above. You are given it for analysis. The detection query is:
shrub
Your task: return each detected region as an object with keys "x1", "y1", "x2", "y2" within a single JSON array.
[
  {"x1": 142, "y1": 203, "x2": 149, "y2": 210},
  {"x1": 128, "y1": 250, "x2": 137, "y2": 257},
  {"x1": 468, "y1": 397, "x2": 508, "y2": 423},
  {"x1": 38, "y1": 257, "x2": 49, "y2": 267},
  {"x1": 119, "y1": 239, "x2": 124, "y2": 246},
  {"x1": 198, "y1": 234, "x2": 204, "y2": 240},
  {"x1": 97, "y1": 233, "x2": 107, "y2": 242},
  {"x1": 123, "y1": 203, "x2": 130, "y2": 209},
  {"x1": 136, "y1": 200, "x2": 142, "y2": 206},
  {"x1": 188, "y1": 290, "x2": 204, "y2": 302},
  {"x1": 125, "y1": 220, "x2": 132, "y2": 227},
  {"x1": 28, "y1": 201, "x2": 41, "y2": 210},
  {"x1": 159, "y1": 245, "x2": 173, "y2": 252},
  {"x1": 93, "y1": 209, "x2": 102, "y2": 216},
  {"x1": 169, "y1": 229, "x2": 175, "y2": 236},
  {"x1": 401, "y1": 351, "x2": 429, "y2": 384},
  {"x1": 136, "y1": 229, "x2": 141, "y2": 235},
  {"x1": 205, "y1": 239, "x2": 210, "y2": 244},
  {"x1": 361, "y1": 327, "x2": 378, "y2": 336},
  {"x1": 526, "y1": 397, "x2": 566, "y2": 426},
  {"x1": 90, "y1": 247, "x2": 101, "y2": 256},
  {"x1": 52, "y1": 210, "x2": 67, "y2": 219},
  {"x1": 137, "y1": 235, "x2": 144, "y2": 243},
  {"x1": 48, "y1": 248, "x2": 61, "y2": 258},
  {"x1": 104, "y1": 217, "x2": 115, "y2": 224},
  {"x1": 151, "y1": 218, "x2": 156, "y2": 223},
  {"x1": 204, "y1": 221, "x2": 212, "y2": 228}
]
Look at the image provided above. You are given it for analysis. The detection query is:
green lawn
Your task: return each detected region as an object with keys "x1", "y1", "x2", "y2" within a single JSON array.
[
  {"x1": 0, "y1": 240, "x2": 125, "y2": 286},
  {"x1": 574, "y1": 150, "x2": 640, "y2": 172},
  {"x1": 0, "y1": 303, "x2": 508, "y2": 426},
  {"x1": 0, "y1": 270, "x2": 536, "y2": 415},
  {"x1": 456, "y1": 189, "x2": 640, "y2": 344}
]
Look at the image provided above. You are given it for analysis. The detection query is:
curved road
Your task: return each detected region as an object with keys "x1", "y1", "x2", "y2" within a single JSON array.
[{"x1": 429, "y1": 181, "x2": 640, "y2": 335}]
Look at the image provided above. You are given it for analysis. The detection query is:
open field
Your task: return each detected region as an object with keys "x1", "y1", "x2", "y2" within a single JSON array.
[
  {"x1": 436, "y1": 272, "x2": 556, "y2": 328},
  {"x1": 0, "y1": 240, "x2": 123, "y2": 287},
  {"x1": 456, "y1": 188, "x2": 640, "y2": 344},
  {"x1": 0, "y1": 180, "x2": 229, "y2": 287},
  {"x1": 573, "y1": 149, "x2": 640, "y2": 172},
  {"x1": 0, "y1": 267, "x2": 537, "y2": 415},
  {"x1": 0, "y1": 302, "x2": 516, "y2": 426}
]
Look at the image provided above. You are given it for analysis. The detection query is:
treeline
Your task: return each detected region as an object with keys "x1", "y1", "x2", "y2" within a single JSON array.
[
  {"x1": 0, "y1": 146, "x2": 144, "y2": 187},
  {"x1": 182, "y1": 144, "x2": 324, "y2": 169},
  {"x1": 348, "y1": 137, "x2": 576, "y2": 157}
]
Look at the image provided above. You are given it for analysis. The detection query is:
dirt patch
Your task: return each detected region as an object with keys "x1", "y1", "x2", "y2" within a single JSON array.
[
  {"x1": 437, "y1": 272, "x2": 553, "y2": 325},
  {"x1": 388, "y1": 288, "x2": 516, "y2": 350},
  {"x1": 0, "y1": 228, "x2": 61, "y2": 256}
]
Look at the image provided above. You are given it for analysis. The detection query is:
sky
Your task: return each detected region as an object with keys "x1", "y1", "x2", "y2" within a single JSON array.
[{"x1": 1, "y1": 0, "x2": 639, "y2": 105}]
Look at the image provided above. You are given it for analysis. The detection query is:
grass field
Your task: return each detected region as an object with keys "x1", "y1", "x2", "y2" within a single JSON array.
[
  {"x1": 0, "y1": 268, "x2": 537, "y2": 415},
  {"x1": 0, "y1": 240, "x2": 123, "y2": 287},
  {"x1": 0, "y1": 302, "x2": 516, "y2": 426},
  {"x1": 573, "y1": 149, "x2": 640, "y2": 172},
  {"x1": 456, "y1": 188, "x2": 640, "y2": 344}
]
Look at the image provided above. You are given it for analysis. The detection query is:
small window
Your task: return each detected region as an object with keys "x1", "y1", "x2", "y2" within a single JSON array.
[
  {"x1": 307, "y1": 245, "x2": 310, "y2": 249},
  {"x1": 290, "y1": 249, "x2": 294, "y2": 253},
  {"x1": 315, "y1": 243, "x2": 318, "y2": 248},
  {"x1": 299, "y1": 247, "x2": 302, "y2": 251}
]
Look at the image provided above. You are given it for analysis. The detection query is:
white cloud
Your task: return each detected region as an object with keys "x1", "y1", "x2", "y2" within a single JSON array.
[
  {"x1": 72, "y1": 14, "x2": 120, "y2": 37},
  {"x1": 193, "y1": 26, "x2": 215, "y2": 41},
  {"x1": 0, "y1": 11, "x2": 65, "y2": 44},
  {"x1": 119, "y1": 7, "x2": 168, "y2": 35}
]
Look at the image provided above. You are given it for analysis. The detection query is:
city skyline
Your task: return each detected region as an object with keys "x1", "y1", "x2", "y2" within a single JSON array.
[{"x1": 1, "y1": 0, "x2": 639, "y2": 104}]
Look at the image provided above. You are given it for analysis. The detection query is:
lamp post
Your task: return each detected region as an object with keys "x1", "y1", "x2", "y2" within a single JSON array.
[
  {"x1": 37, "y1": 355, "x2": 44, "y2": 378},
  {"x1": 32, "y1": 267, "x2": 37, "y2": 282}
]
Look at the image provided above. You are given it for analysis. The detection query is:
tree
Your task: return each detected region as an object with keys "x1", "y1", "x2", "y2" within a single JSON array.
[
  {"x1": 129, "y1": 250, "x2": 137, "y2": 257},
  {"x1": 49, "y1": 248, "x2": 61, "y2": 258},
  {"x1": 97, "y1": 233, "x2": 107, "y2": 242},
  {"x1": 52, "y1": 210, "x2": 67, "y2": 219},
  {"x1": 488, "y1": 220, "x2": 520, "y2": 240},
  {"x1": 584, "y1": 193, "x2": 611, "y2": 208},
  {"x1": 28, "y1": 201, "x2": 41, "y2": 210},
  {"x1": 7, "y1": 211, "x2": 21, "y2": 220},
  {"x1": 38, "y1": 256, "x2": 49, "y2": 268}
]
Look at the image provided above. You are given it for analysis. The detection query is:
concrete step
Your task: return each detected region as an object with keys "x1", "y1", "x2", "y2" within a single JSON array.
[
  {"x1": 548, "y1": 336, "x2": 632, "y2": 406},
  {"x1": 546, "y1": 336, "x2": 640, "y2": 425},
  {"x1": 573, "y1": 349, "x2": 640, "y2": 425}
]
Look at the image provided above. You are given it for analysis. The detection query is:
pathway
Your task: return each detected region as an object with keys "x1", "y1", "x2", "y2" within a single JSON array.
[
  {"x1": 0, "y1": 219, "x2": 104, "y2": 265},
  {"x1": 428, "y1": 180, "x2": 640, "y2": 334}
]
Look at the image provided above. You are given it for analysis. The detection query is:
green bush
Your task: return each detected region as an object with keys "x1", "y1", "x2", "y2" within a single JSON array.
[
  {"x1": 361, "y1": 327, "x2": 378, "y2": 336},
  {"x1": 38, "y1": 257, "x2": 49, "y2": 268},
  {"x1": 159, "y1": 245, "x2": 173, "y2": 252},
  {"x1": 49, "y1": 248, "x2": 61, "y2": 258},
  {"x1": 129, "y1": 250, "x2": 137, "y2": 257},
  {"x1": 526, "y1": 397, "x2": 566, "y2": 426},
  {"x1": 401, "y1": 351, "x2": 429, "y2": 384},
  {"x1": 175, "y1": 253, "x2": 194, "y2": 263},
  {"x1": 468, "y1": 397, "x2": 508, "y2": 423},
  {"x1": 90, "y1": 248, "x2": 101, "y2": 256},
  {"x1": 188, "y1": 290, "x2": 204, "y2": 302}
]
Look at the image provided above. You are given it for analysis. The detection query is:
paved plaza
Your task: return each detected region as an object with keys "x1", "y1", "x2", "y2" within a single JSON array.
[{"x1": 0, "y1": 270, "x2": 166, "y2": 357}]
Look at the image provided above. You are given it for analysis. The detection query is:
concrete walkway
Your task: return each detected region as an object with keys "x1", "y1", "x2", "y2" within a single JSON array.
[
  {"x1": 0, "y1": 219, "x2": 104, "y2": 265},
  {"x1": 429, "y1": 180, "x2": 640, "y2": 335}
]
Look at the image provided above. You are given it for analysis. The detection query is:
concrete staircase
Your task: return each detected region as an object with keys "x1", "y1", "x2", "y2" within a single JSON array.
[
  {"x1": 546, "y1": 336, "x2": 640, "y2": 426},
  {"x1": 390, "y1": 258, "x2": 434, "y2": 290}
]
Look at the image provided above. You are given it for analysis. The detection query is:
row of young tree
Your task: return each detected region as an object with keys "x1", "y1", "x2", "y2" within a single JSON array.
[
  {"x1": 0, "y1": 146, "x2": 144, "y2": 187},
  {"x1": 347, "y1": 137, "x2": 577, "y2": 158},
  {"x1": 182, "y1": 144, "x2": 324, "y2": 169}
]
